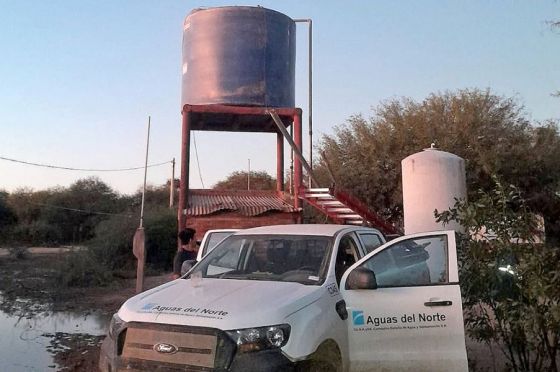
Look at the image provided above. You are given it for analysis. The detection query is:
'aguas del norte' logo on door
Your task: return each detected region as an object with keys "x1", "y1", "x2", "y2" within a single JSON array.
[
  {"x1": 352, "y1": 310, "x2": 365, "y2": 326},
  {"x1": 352, "y1": 309, "x2": 448, "y2": 330}
]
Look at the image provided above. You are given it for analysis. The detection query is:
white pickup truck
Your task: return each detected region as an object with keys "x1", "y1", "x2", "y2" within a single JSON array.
[
  {"x1": 100, "y1": 224, "x2": 467, "y2": 371},
  {"x1": 196, "y1": 229, "x2": 239, "y2": 261}
]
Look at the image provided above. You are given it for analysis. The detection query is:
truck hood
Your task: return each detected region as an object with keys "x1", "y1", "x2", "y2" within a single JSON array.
[{"x1": 119, "y1": 278, "x2": 323, "y2": 329}]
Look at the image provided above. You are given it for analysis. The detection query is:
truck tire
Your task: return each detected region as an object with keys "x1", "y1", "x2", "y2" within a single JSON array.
[{"x1": 296, "y1": 340, "x2": 342, "y2": 372}]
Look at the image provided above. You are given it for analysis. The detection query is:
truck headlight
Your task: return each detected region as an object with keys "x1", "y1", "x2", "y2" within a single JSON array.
[
  {"x1": 225, "y1": 324, "x2": 290, "y2": 353},
  {"x1": 108, "y1": 313, "x2": 126, "y2": 340}
]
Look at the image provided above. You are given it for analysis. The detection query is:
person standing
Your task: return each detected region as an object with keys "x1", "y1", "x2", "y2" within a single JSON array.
[{"x1": 172, "y1": 228, "x2": 197, "y2": 279}]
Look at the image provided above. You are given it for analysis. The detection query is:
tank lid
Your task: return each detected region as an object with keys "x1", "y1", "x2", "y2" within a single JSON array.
[
  {"x1": 186, "y1": 6, "x2": 293, "y2": 20},
  {"x1": 402, "y1": 145, "x2": 465, "y2": 164},
  {"x1": 421, "y1": 144, "x2": 460, "y2": 157}
]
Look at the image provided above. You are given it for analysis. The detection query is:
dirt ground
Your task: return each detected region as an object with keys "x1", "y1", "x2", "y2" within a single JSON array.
[{"x1": 0, "y1": 250, "x2": 168, "y2": 371}]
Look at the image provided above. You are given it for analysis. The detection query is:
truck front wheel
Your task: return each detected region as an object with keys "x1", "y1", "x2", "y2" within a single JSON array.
[{"x1": 296, "y1": 340, "x2": 342, "y2": 372}]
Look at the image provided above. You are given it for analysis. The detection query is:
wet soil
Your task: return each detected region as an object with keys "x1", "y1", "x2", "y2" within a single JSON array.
[{"x1": 0, "y1": 252, "x2": 168, "y2": 371}]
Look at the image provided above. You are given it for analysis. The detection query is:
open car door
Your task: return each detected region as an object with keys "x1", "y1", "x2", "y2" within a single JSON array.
[{"x1": 340, "y1": 230, "x2": 468, "y2": 371}]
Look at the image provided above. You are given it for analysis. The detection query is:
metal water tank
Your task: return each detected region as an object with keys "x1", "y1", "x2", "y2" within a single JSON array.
[
  {"x1": 181, "y1": 6, "x2": 296, "y2": 108},
  {"x1": 401, "y1": 147, "x2": 467, "y2": 234}
]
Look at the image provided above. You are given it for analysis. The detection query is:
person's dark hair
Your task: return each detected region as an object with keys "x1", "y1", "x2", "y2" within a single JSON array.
[{"x1": 178, "y1": 228, "x2": 196, "y2": 244}]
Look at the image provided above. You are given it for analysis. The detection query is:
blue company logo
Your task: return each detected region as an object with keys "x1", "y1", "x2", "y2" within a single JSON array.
[
  {"x1": 141, "y1": 303, "x2": 157, "y2": 310},
  {"x1": 352, "y1": 310, "x2": 365, "y2": 326}
]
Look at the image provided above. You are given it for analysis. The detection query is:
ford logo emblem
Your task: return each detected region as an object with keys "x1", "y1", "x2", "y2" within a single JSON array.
[{"x1": 154, "y1": 343, "x2": 178, "y2": 354}]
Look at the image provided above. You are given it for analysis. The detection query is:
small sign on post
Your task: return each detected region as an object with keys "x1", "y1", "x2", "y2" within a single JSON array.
[{"x1": 133, "y1": 227, "x2": 146, "y2": 293}]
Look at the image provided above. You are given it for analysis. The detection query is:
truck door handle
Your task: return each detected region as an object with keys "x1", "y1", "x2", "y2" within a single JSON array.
[{"x1": 424, "y1": 300, "x2": 452, "y2": 307}]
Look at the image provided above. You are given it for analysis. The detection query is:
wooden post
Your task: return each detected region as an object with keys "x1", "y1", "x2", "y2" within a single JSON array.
[
  {"x1": 178, "y1": 109, "x2": 191, "y2": 249},
  {"x1": 133, "y1": 228, "x2": 145, "y2": 293}
]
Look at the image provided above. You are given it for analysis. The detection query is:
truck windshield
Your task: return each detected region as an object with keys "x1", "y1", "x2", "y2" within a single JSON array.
[{"x1": 188, "y1": 234, "x2": 333, "y2": 285}]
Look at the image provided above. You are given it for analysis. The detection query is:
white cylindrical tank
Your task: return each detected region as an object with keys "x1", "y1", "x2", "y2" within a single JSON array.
[{"x1": 402, "y1": 146, "x2": 467, "y2": 234}]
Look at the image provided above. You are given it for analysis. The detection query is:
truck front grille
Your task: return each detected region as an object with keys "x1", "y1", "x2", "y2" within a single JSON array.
[{"x1": 119, "y1": 322, "x2": 234, "y2": 371}]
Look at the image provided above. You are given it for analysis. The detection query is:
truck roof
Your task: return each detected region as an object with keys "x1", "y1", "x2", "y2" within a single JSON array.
[{"x1": 232, "y1": 224, "x2": 382, "y2": 237}]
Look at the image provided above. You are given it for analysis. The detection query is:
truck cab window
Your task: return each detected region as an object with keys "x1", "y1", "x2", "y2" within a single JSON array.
[
  {"x1": 358, "y1": 233, "x2": 383, "y2": 254},
  {"x1": 335, "y1": 235, "x2": 359, "y2": 285},
  {"x1": 362, "y1": 235, "x2": 449, "y2": 287}
]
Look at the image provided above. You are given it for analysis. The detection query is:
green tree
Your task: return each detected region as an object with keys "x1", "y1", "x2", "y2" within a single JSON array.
[
  {"x1": 86, "y1": 207, "x2": 176, "y2": 273},
  {"x1": 213, "y1": 171, "x2": 276, "y2": 191},
  {"x1": 0, "y1": 191, "x2": 17, "y2": 242},
  {"x1": 317, "y1": 89, "x2": 560, "y2": 242},
  {"x1": 130, "y1": 184, "x2": 170, "y2": 208},
  {"x1": 437, "y1": 179, "x2": 559, "y2": 371},
  {"x1": 40, "y1": 177, "x2": 120, "y2": 243},
  {"x1": 6, "y1": 188, "x2": 61, "y2": 244},
  {"x1": 6, "y1": 177, "x2": 123, "y2": 245}
]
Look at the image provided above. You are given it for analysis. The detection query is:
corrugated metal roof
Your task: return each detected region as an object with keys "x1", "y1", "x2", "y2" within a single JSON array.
[{"x1": 187, "y1": 190, "x2": 297, "y2": 217}]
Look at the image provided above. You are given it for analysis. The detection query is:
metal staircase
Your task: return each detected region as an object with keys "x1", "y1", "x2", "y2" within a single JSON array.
[{"x1": 302, "y1": 187, "x2": 400, "y2": 236}]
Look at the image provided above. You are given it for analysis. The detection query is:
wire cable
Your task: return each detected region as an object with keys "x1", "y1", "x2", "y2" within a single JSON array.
[
  {"x1": 192, "y1": 132, "x2": 205, "y2": 188},
  {"x1": 30, "y1": 202, "x2": 133, "y2": 217},
  {"x1": 0, "y1": 156, "x2": 171, "y2": 172}
]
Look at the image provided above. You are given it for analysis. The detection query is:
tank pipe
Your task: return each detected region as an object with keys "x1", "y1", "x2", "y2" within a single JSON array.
[
  {"x1": 269, "y1": 111, "x2": 319, "y2": 187},
  {"x1": 289, "y1": 125, "x2": 294, "y2": 195},
  {"x1": 293, "y1": 19, "x2": 313, "y2": 187}
]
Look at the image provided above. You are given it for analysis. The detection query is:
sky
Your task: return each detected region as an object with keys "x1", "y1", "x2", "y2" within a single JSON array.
[{"x1": 0, "y1": 1, "x2": 558, "y2": 195}]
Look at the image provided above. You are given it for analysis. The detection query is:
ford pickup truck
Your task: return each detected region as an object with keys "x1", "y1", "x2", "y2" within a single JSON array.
[{"x1": 99, "y1": 224, "x2": 467, "y2": 371}]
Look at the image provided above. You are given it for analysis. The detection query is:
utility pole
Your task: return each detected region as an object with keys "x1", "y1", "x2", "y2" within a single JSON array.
[
  {"x1": 133, "y1": 116, "x2": 150, "y2": 294},
  {"x1": 140, "y1": 117, "x2": 151, "y2": 228},
  {"x1": 170, "y1": 158, "x2": 175, "y2": 208}
]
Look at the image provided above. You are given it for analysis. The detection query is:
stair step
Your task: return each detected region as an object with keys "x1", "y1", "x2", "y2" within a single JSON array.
[
  {"x1": 317, "y1": 200, "x2": 344, "y2": 206},
  {"x1": 306, "y1": 188, "x2": 331, "y2": 193},
  {"x1": 304, "y1": 194, "x2": 335, "y2": 199},
  {"x1": 327, "y1": 207, "x2": 354, "y2": 213},
  {"x1": 302, "y1": 189, "x2": 378, "y2": 229},
  {"x1": 347, "y1": 220, "x2": 364, "y2": 225},
  {"x1": 339, "y1": 214, "x2": 362, "y2": 219}
]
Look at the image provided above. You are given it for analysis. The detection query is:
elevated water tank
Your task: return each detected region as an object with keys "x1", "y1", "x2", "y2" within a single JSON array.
[
  {"x1": 402, "y1": 147, "x2": 467, "y2": 234},
  {"x1": 182, "y1": 6, "x2": 296, "y2": 108}
]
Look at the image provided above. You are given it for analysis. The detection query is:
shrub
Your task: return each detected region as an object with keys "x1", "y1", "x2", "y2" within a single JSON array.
[
  {"x1": 88, "y1": 214, "x2": 138, "y2": 271},
  {"x1": 144, "y1": 208, "x2": 177, "y2": 270},
  {"x1": 58, "y1": 206, "x2": 177, "y2": 288},
  {"x1": 8, "y1": 221, "x2": 63, "y2": 246},
  {"x1": 7, "y1": 246, "x2": 28, "y2": 260},
  {"x1": 88, "y1": 207, "x2": 177, "y2": 272},
  {"x1": 55, "y1": 251, "x2": 113, "y2": 287},
  {"x1": 437, "y1": 177, "x2": 560, "y2": 371}
]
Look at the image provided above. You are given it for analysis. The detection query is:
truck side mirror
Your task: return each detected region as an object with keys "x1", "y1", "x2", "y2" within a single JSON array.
[
  {"x1": 181, "y1": 260, "x2": 197, "y2": 276},
  {"x1": 345, "y1": 267, "x2": 377, "y2": 290}
]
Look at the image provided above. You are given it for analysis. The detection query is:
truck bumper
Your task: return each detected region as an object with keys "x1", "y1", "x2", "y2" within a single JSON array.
[{"x1": 99, "y1": 337, "x2": 298, "y2": 372}]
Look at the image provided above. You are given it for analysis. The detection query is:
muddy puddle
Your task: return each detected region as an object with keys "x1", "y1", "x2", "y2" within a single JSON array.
[{"x1": 0, "y1": 294, "x2": 110, "y2": 371}]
